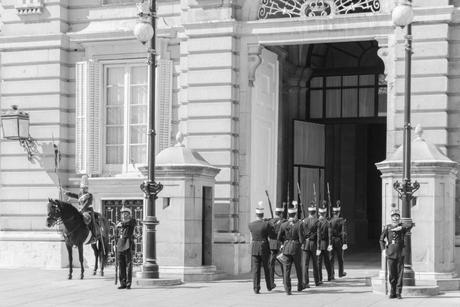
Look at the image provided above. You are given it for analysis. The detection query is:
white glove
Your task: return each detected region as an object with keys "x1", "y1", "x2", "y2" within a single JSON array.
[
  {"x1": 342, "y1": 244, "x2": 348, "y2": 250},
  {"x1": 327, "y1": 245, "x2": 333, "y2": 252},
  {"x1": 116, "y1": 222, "x2": 122, "y2": 228},
  {"x1": 316, "y1": 250, "x2": 321, "y2": 256}
]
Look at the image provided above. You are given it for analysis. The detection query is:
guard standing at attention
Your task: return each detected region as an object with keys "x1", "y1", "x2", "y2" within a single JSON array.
[
  {"x1": 301, "y1": 202, "x2": 320, "y2": 288},
  {"x1": 329, "y1": 201, "x2": 348, "y2": 279},
  {"x1": 380, "y1": 207, "x2": 414, "y2": 299},
  {"x1": 317, "y1": 201, "x2": 333, "y2": 284},
  {"x1": 248, "y1": 203, "x2": 274, "y2": 294},
  {"x1": 116, "y1": 205, "x2": 136, "y2": 289},
  {"x1": 268, "y1": 206, "x2": 286, "y2": 288},
  {"x1": 277, "y1": 204, "x2": 305, "y2": 295}
]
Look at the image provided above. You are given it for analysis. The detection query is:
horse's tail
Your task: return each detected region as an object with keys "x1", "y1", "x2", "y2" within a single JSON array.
[{"x1": 99, "y1": 216, "x2": 110, "y2": 266}]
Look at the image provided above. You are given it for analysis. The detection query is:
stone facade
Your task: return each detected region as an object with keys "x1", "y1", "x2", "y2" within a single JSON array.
[{"x1": 0, "y1": 0, "x2": 459, "y2": 276}]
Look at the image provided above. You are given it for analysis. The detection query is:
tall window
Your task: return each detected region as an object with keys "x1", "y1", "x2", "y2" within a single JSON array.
[{"x1": 104, "y1": 64, "x2": 147, "y2": 173}]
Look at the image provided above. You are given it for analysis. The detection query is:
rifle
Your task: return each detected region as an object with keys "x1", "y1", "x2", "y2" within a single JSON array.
[
  {"x1": 384, "y1": 251, "x2": 388, "y2": 295},
  {"x1": 286, "y1": 182, "x2": 290, "y2": 207},
  {"x1": 326, "y1": 182, "x2": 332, "y2": 219},
  {"x1": 313, "y1": 183, "x2": 318, "y2": 213},
  {"x1": 265, "y1": 190, "x2": 274, "y2": 219},
  {"x1": 296, "y1": 181, "x2": 304, "y2": 219},
  {"x1": 114, "y1": 243, "x2": 118, "y2": 285},
  {"x1": 114, "y1": 223, "x2": 118, "y2": 285}
]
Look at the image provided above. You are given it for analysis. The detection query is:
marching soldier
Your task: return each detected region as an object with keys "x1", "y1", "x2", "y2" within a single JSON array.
[
  {"x1": 277, "y1": 205, "x2": 305, "y2": 295},
  {"x1": 329, "y1": 201, "x2": 348, "y2": 279},
  {"x1": 248, "y1": 203, "x2": 274, "y2": 294},
  {"x1": 116, "y1": 205, "x2": 136, "y2": 289},
  {"x1": 317, "y1": 201, "x2": 333, "y2": 284},
  {"x1": 62, "y1": 175, "x2": 99, "y2": 241},
  {"x1": 380, "y1": 207, "x2": 414, "y2": 299},
  {"x1": 268, "y1": 206, "x2": 286, "y2": 288},
  {"x1": 301, "y1": 202, "x2": 320, "y2": 288}
]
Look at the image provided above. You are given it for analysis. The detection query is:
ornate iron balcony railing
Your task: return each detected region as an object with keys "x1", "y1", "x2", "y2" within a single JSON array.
[{"x1": 258, "y1": 0, "x2": 381, "y2": 19}]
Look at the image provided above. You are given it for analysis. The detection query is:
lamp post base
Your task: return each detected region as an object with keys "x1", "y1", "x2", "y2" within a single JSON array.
[
  {"x1": 403, "y1": 266, "x2": 416, "y2": 286},
  {"x1": 135, "y1": 276, "x2": 182, "y2": 288},
  {"x1": 138, "y1": 262, "x2": 159, "y2": 279}
]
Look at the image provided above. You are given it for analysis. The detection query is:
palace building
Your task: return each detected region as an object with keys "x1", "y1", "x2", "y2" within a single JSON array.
[{"x1": 0, "y1": 0, "x2": 459, "y2": 282}]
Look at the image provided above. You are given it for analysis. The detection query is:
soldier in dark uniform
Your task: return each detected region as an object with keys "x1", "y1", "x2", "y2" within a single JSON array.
[
  {"x1": 380, "y1": 208, "x2": 413, "y2": 299},
  {"x1": 329, "y1": 202, "x2": 348, "y2": 279},
  {"x1": 248, "y1": 203, "x2": 274, "y2": 294},
  {"x1": 268, "y1": 206, "x2": 286, "y2": 289},
  {"x1": 116, "y1": 205, "x2": 136, "y2": 289},
  {"x1": 277, "y1": 205, "x2": 305, "y2": 295},
  {"x1": 317, "y1": 201, "x2": 333, "y2": 283},
  {"x1": 62, "y1": 175, "x2": 99, "y2": 241},
  {"x1": 301, "y1": 202, "x2": 320, "y2": 288}
]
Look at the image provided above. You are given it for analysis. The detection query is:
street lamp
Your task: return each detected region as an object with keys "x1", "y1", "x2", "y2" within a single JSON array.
[
  {"x1": 1, "y1": 105, "x2": 38, "y2": 160},
  {"x1": 391, "y1": 0, "x2": 420, "y2": 287},
  {"x1": 135, "y1": 0, "x2": 163, "y2": 279}
]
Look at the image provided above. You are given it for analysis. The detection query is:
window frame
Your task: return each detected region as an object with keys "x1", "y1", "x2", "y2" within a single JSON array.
[{"x1": 102, "y1": 61, "x2": 148, "y2": 175}]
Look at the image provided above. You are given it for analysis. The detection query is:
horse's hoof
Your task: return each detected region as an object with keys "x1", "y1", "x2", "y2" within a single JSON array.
[
  {"x1": 80, "y1": 275, "x2": 84, "y2": 280},
  {"x1": 68, "y1": 275, "x2": 72, "y2": 280},
  {"x1": 93, "y1": 271, "x2": 96, "y2": 276},
  {"x1": 100, "y1": 272, "x2": 104, "y2": 277}
]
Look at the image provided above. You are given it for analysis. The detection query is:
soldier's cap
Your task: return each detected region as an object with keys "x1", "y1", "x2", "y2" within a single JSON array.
[
  {"x1": 275, "y1": 207, "x2": 284, "y2": 213},
  {"x1": 255, "y1": 203, "x2": 264, "y2": 214},
  {"x1": 307, "y1": 206, "x2": 317, "y2": 212},
  {"x1": 288, "y1": 207, "x2": 297, "y2": 215},
  {"x1": 390, "y1": 208, "x2": 400, "y2": 216},
  {"x1": 318, "y1": 207, "x2": 327, "y2": 213},
  {"x1": 332, "y1": 206, "x2": 341, "y2": 212},
  {"x1": 120, "y1": 205, "x2": 131, "y2": 215}
]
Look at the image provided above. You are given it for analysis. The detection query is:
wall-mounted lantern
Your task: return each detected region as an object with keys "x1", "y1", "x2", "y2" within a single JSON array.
[{"x1": 1, "y1": 105, "x2": 39, "y2": 160}]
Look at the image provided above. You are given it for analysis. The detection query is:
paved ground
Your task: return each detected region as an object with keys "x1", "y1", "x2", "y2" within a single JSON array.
[{"x1": 1, "y1": 267, "x2": 459, "y2": 307}]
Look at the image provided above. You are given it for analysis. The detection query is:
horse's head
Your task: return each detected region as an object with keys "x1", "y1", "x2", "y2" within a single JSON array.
[{"x1": 46, "y1": 198, "x2": 61, "y2": 227}]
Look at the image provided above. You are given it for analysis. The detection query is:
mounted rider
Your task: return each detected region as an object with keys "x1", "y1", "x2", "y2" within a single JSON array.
[{"x1": 62, "y1": 175, "x2": 99, "y2": 241}]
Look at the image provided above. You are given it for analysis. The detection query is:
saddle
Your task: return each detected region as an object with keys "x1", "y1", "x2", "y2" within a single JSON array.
[{"x1": 81, "y1": 211, "x2": 103, "y2": 240}]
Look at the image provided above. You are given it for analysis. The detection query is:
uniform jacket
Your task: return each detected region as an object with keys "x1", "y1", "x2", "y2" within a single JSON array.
[
  {"x1": 248, "y1": 219, "x2": 273, "y2": 256},
  {"x1": 66, "y1": 191, "x2": 93, "y2": 212},
  {"x1": 317, "y1": 217, "x2": 332, "y2": 251},
  {"x1": 379, "y1": 223, "x2": 410, "y2": 259},
  {"x1": 116, "y1": 218, "x2": 136, "y2": 252},
  {"x1": 268, "y1": 217, "x2": 286, "y2": 250},
  {"x1": 277, "y1": 218, "x2": 304, "y2": 256},
  {"x1": 301, "y1": 216, "x2": 319, "y2": 251},
  {"x1": 330, "y1": 216, "x2": 347, "y2": 246}
]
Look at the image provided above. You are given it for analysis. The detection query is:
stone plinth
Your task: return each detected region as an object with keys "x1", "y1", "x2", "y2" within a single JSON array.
[
  {"x1": 375, "y1": 126, "x2": 459, "y2": 292},
  {"x1": 137, "y1": 133, "x2": 221, "y2": 282}
]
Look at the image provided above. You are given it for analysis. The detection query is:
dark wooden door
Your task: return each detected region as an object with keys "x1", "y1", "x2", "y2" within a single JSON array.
[{"x1": 202, "y1": 187, "x2": 213, "y2": 266}]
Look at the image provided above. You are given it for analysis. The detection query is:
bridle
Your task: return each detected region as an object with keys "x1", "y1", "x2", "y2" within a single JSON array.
[{"x1": 47, "y1": 201, "x2": 81, "y2": 237}]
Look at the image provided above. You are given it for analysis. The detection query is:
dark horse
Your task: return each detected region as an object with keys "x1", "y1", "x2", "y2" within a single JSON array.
[{"x1": 46, "y1": 198, "x2": 109, "y2": 279}]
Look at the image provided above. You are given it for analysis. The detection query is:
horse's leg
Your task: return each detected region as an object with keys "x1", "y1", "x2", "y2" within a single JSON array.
[
  {"x1": 66, "y1": 243, "x2": 73, "y2": 280},
  {"x1": 100, "y1": 239, "x2": 105, "y2": 277},
  {"x1": 92, "y1": 243, "x2": 98, "y2": 276},
  {"x1": 78, "y1": 244, "x2": 84, "y2": 279}
]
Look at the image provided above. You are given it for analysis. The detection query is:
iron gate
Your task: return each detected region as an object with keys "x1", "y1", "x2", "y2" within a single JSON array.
[{"x1": 102, "y1": 199, "x2": 143, "y2": 265}]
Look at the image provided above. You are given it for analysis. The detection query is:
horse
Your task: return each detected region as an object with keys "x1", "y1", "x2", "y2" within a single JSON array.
[{"x1": 46, "y1": 198, "x2": 109, "y2": 280}]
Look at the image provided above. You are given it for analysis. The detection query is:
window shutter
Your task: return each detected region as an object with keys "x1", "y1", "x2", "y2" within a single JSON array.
[
  {"x1": 75, "y1": 61, "x2": 88, "y2": 174},
  {"x1": 156, "y1": 59, "x2": 173, "y2": 153},
  {"x1": 88, "y1": 61, "x2": 102, "y2": 175}
]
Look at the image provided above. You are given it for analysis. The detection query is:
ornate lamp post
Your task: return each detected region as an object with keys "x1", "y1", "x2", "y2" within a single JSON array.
[
  {"x1": 392, "y1": 0, "x2": 420, "y2": 286},
  {"x1": 134, "y1": 0, "x2": 163, "y2": 279},
  {"x1": 1, "y1": 105, "x2": 38, "y2": 160}
]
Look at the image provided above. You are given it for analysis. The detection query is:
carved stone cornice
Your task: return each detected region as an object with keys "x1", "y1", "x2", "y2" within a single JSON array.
[
  {"x1": 15, "y1": 0, "x2": 43, "y2": 16},
  {"x1": 248, "y1": 44, "x2": 263, "y2": 87}
]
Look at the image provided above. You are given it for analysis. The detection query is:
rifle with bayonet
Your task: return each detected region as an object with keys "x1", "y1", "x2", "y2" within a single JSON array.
[
  {"x1": 313, "y1": 183, "x2": 318, "y2": 214},
  {"x1": 265, "y1": 190, "x2": 274, "y2": 219},
  {"x1": 296, "y1": 181, "x2": 304, "y2": 219},
  {"x1": 327, "y1": 182, "x2": 332, "y2": 219}
]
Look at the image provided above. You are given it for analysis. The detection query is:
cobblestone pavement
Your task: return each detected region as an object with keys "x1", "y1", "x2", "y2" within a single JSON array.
[{"x1": 0, "y1": 268, "x2": 459, "y2": 307}]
